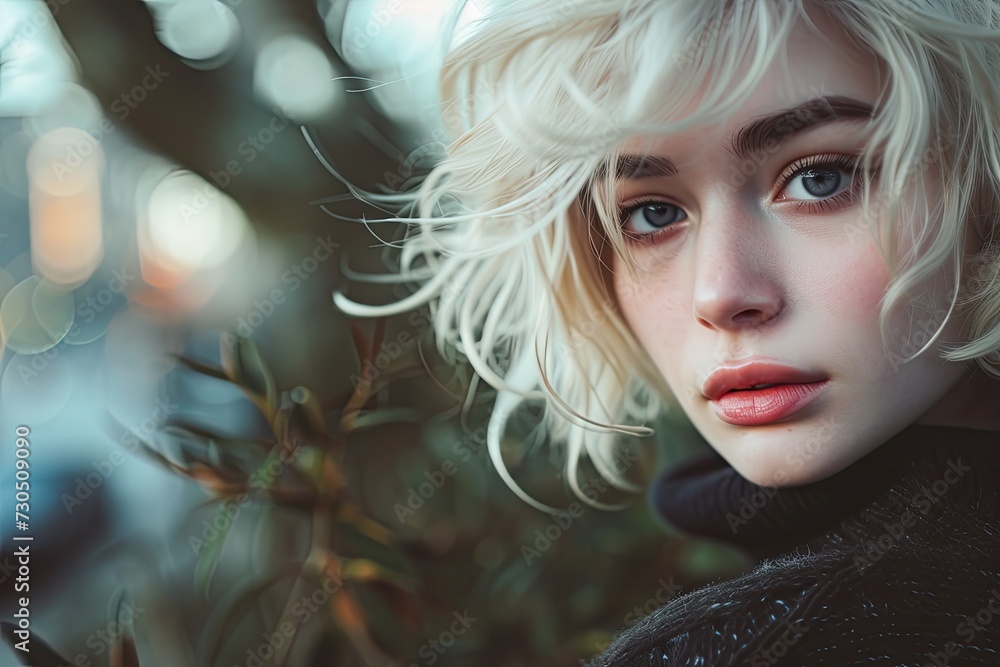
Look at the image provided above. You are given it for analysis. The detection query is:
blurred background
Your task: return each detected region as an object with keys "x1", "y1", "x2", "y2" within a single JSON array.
[{"x1": 0, "y1": 1, "x2": 746, "y2": 665}]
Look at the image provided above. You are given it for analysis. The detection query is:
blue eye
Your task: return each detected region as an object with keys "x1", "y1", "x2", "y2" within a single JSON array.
[
  {"x1": 777, "y1": 154, "x2": 861, "y2": 204},
  {"x1": 622, "y1": 201, "x2": 687, "y2": 235},
  {"x1": 783, "y1": 166, "x2": 852, "y2": 200}
]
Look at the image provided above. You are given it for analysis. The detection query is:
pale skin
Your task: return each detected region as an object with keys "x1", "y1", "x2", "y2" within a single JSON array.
[{"x1": 609, "y1": 6, "x2": 999, "y2": 487}]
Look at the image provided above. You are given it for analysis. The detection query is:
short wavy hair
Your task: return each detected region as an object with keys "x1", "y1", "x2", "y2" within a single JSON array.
[{"x1": 333, "y1": 0, "x2": 1000, "y2": 510}]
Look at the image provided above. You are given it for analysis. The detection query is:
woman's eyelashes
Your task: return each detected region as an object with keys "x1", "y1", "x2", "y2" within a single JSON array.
[
  {"x1": 772, "y1": 153, "x2": 861, "y2": 212},
  {"x1": 617, "y1": 153, "x2": 863, "y2": 243},
  {"x1": 620, "y1": 199, "x2": 688, "y2": 236}
]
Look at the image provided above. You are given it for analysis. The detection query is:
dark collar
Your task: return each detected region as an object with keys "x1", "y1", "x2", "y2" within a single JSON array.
[{"x1": 649, "y1": 424, "x2": 1000, "y2": 558}]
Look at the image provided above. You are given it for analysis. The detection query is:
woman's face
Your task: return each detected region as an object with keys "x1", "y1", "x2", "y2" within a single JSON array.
[{"x1": 610, "y1": 9, "x2": 972, "y2": 486}]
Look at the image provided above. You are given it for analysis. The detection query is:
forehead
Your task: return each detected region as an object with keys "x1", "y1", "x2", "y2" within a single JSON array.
[
  {"x1": 769, "y1": 5, "x2": 883, "y2": 113},
  {"x1": 620, "y1": 4, "x2": 883, "y2": 156}
]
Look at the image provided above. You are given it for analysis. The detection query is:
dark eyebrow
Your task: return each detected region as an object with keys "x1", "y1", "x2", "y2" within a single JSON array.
[
  {"x1": 613, "y1": 154, "x2": 678, "y2": 179},
  {"x1": 610, "y1": 95, "x2": 875, "y2": 181},
  {"x1": 728, "y1": 95, "x2": 875, "y2": 160}
]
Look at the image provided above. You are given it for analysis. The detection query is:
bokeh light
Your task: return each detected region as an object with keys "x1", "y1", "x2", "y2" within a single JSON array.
[
  {"x1": 26, "y1": 127, "x2": 105, "y2": 286},
  {"x1": 0, "y1": 275, "x2": 75, "y2": 355},
  {"x1": 142, "y1": 169, "x2": 250, "y2": 275},
  {"x1": 331, "y1": 0, "x2": 489, "y2": 129},
  {"x1": 0, "y1": 0, "x2": 76, "y2": 116},
  {"x1": 152, "y1": 0, "x2": 241, "y2": 64},
  {"x1": 25, "y1": 82, "x2": 104, "y2": 137},
  {"x1": 253, "y1": 34, "x2": 340, "y2": 120}
]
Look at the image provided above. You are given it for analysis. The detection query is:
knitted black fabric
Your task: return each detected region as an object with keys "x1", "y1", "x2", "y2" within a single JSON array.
[{"x1": 587, "y1": 424, "x2": 1000, "y2": 666}]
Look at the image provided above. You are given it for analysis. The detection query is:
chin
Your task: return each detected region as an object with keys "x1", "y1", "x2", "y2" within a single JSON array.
[
  {"x1": 731, "y1": 458, "x2": 840, "y2": 488},
  {"x1": 715, "y1": 425, "x2": 857, "y2": 488}
]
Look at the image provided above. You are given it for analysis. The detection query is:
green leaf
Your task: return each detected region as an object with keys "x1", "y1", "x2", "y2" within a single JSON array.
[
  {"x1": 201, "y1": 564, "x2": 304, "y2": 667},
  {"x1": 350, "y1": 408, "x2": 421, "y2": 431},
  {"x1": 194, "y1": 503, "x2": 238, "y2": 598},
  {"x1": 220, "y1": 335, "x2": 278, "y2": 420}
]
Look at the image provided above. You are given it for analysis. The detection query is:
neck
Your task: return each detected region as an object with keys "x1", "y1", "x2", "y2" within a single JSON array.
[{"x1": 653, "y1": 423, "x2": 1000, "y2": 560}]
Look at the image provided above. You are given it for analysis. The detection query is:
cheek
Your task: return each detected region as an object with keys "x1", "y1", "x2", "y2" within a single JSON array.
[
  {"x1": 810, "y1": 242, "x2": 891, "y2": 330},
  {"x1": 612, "y1": 270, "x2": 647, "y2": 344},
  {"x1": 613, "y1": 256, "x2": 680, "y2": 328},
  {"x1": 612, "y1": 263, "x2": 688, "y2": 384},
  {"x1": 783, "y1": 239, "x2": 891, "y2": 388}
]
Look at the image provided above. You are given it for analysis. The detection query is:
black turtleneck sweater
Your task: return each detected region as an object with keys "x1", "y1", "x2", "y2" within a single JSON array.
[{"x1": 587, "y1": 424, "x2": 1000, "y2": 666}]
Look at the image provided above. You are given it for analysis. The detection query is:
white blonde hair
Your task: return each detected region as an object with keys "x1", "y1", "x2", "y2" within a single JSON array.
[{"x1": 332, "y1": 0, "x2": 1000, "y2": 510}]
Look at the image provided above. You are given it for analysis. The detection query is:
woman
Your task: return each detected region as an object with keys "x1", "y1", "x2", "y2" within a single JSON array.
[{"x1": 335, "y1": 0, "x2": 1000, "y2": 661}]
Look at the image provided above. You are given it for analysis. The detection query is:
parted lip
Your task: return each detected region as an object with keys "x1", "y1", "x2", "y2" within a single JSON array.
[{"x1": 702, "y1": 359, "x2": 828, "y2": 401}]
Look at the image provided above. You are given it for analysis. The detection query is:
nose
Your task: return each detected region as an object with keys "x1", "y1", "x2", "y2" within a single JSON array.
[{"x1": 692, "y1": 203, "x2": 785, "y2": 332}]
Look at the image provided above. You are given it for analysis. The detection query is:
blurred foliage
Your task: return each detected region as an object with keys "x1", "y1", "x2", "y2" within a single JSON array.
[{"x1": 114, "y1": 325, "x2": 745, "y2": 667}]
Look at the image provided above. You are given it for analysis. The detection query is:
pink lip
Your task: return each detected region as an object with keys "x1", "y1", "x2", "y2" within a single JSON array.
[{"x1": 702, "y1": 360, "x2": 829, "y2": 426}]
